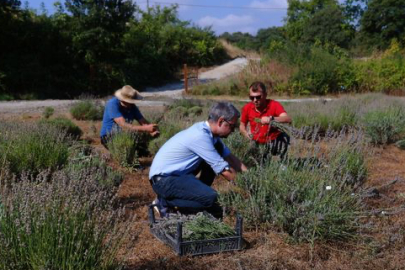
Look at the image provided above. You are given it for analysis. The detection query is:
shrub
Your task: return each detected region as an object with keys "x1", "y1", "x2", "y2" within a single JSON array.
[
  {"x1": 147, "y1": 102, "x2": 207, "y2": 154},
  {"x1": 149, "y1": 123, "x2": 183, "y2": 155},
  {"x1": 0, "y1": 122, "x2": 70, "y2": 176},
  {"x1": 223, "y1": 132, "x2": 268, "y2": 167},
  {"x1": 396, "y1": 139, "x2": 405, "y2": 150},
  {"x1": 220, "y1": 127, "x2": 367, "y2": 243},
  {"x1": 107, "y1": 131, "x2": 150, "y2": 168},
  {"x1": 361, "y1": 106, "x2": 405, "y2": 144},
  {"x1": 0, "y1": 169, "x2": 127, "y2": 270},
  {"x1": 70, "y1": 100, "x2": 104, "y2": 121},
  {"x1": 354, "y1": 54, "x2": 405, "y2": 93},
  {"x1": 67, "y1": 145, "x2": 123, "y2": 189},
  {"x1": 42, "y1": 107, "x2": 54, "y2": 119},
  {"x1": 40, "y1": 117, "x2": 83, "y2": 139}
]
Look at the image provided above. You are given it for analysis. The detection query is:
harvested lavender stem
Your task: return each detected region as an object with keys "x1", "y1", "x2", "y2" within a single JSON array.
[{"x1": 154, "y1": 212, "x2": 235, "y2": 241}]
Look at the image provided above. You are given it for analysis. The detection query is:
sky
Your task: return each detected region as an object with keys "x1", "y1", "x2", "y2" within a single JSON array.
[{"x1": 24, "y1": 0, "x2": 289, "y2": 35}]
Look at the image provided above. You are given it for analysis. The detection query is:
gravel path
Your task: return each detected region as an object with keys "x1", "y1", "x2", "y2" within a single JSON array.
[{"x1": 141, "y1": 57, "x2": 249, "y2": 98}]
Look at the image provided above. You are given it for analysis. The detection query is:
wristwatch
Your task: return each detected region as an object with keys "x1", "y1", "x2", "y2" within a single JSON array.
[
  {"x1": 223, "y1": 166, "x2": 231, "y2": 172},
  {"x1": 270, "y1": 116, "x2": 275, "y2": 121}
]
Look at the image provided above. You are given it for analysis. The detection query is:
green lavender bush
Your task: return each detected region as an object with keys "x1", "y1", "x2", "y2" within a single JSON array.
[
  {"x1": 70, "y1": 100, "x2": 104, "y2": 121},
  {"x1": 146, "y1": 103, "x2": 207, "y2": 154},
  {"x1": 396, "y1": 139, "x2": 405, "y2": 150},
  {"x1": 40, "y1": 117, "x2": 83, "y2": 139},
  {"x1": 0, "y1": 169, "x2": 127, "y2": 270},
  {"x1": 0, "y1": 122, "x2": 70, "y2": 176},
  {"x1": 42, "y1": 107, "x2": 54, "y2": 119},
  {"x1": 361, "y1": 106, "x2": 405, "y2": 144},
  {"x1": 67, "y1": 145, "x2": 123, "y2": 189},
  {"x1": 107, "y1": 131, "x2": 151, "y2": 168},
  {"x1": 220, "y1": 127, "x2": 367, "y2": 243}
]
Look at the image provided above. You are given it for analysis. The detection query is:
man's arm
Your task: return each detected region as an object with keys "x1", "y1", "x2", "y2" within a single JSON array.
[
  {"x1": 224, "y1": 153, "x2": 248, "y2": 173},
  {"x1": 239, "y1": 121, "x2": 251, "y2": 140},
  {"x1": 114, "y1": 117, "x2": 157, "y2": 133},
  {"x1": 261, "y1": 112, "x2": 292, "y2": 125}
]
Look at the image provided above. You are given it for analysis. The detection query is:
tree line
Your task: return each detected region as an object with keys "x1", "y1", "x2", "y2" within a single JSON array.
[
  {"x1": 220, "y1": 0, "x2": 405, "y2": 53},
  {"x1": 0, "y1": 0, "x2": 227, "y2": 99}
]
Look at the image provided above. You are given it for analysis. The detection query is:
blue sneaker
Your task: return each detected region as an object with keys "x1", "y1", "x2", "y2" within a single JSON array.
[{"x1": 152, "y1": 198, "x2": 169, "y2": 218}]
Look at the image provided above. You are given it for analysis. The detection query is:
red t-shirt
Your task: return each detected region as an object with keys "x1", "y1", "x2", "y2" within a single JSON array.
[{"x1": 241, "y1": 99, "x2": 286, "y2": 143}]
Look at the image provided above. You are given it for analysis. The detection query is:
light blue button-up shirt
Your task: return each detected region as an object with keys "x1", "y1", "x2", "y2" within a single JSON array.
[{"x1": 149, "y1": 121, "x2": 231, "y2": 179}]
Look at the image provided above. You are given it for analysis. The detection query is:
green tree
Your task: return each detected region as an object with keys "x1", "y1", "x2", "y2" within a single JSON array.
[
  {"x1": 359, "y1": 0, "x2": 405, "y2": 49},
  {"x1": 64, "y1": 0, "x2": 137, "y2": 93},
  {"x1": 122, "y1": 5, "x2": 226, "y2": 87},
  {"x1": 286, "y1": 0, "x2": 354, "y2": 48}
]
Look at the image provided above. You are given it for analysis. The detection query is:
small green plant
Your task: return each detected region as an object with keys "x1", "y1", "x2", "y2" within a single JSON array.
[
  {"x1": 107, "y1": 131, "x2": 144, "y2": 168},
  {"x1": 149, "y1": 122, "x2": 183, "y2": 154},
  {"x1": 396, "y1": 139, "x2": 405, "y2": 150},
  {"x1": 187, "y1": 106, "x2": 203, "y2": 117},
  {"x1": 70, "y1": 100, "x2": 104, "y2": 121},
  {"x1": 42, "y1": 107, "x2": 54, "y2": 119},
  {"x1": 40, "y1": 117, "x2": 83, "y2": 139},
  {"x1": 0, "y1": 122, "x2": 70, "y2": 176},
  {"x1": 361, "y1": 106, "x2": 405, "y2": 144},
  {"x1": 67, "y1": 145, "x2": 123, "y2": 189}
]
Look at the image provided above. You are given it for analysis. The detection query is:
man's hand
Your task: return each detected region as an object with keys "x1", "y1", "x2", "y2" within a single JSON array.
[
  {"x1": 143, "y1": 123, "x2": 158, "y2": 133},
  {"x1": 261, "y1": 116, "x2": 272, "y2": 125},
  {"x1": 151, "y1": 130, "x2": 160, "y2": 137}
]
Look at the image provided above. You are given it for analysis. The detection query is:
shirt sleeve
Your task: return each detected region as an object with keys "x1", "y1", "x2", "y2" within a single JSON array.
[
  {"x1": 108, "y1": 99, "x2": 123, "y2": 119},
  {"x1": 131, "y1": 105, "x2": 144, "y2": 122},
  {"x1": 216, "y1": 139, "x2": 231, "y2": 158},
  {"x1": 274, "y1": 101, "x2": 286, "y2": 116},
  {"x1": 241, "y1": 104, "x2": 249, "y2": 124},
  {"x1": 188, "y1": 133, "x2": 230, "y2": 174}
]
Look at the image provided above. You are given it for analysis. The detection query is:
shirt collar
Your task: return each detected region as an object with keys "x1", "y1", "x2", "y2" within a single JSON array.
[
  {"x1": 204, "y1": 121, "x2": 217, "y2": 141},
  {"x1": 254, "y1": 99, "x2": 270, "y2": 113}
]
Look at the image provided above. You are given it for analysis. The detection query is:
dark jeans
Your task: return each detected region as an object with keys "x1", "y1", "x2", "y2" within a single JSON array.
[
  {"x1": 100, "y1": 135, "x2": 109, "y2": 149},
  {"x1": 151, "y1": 162, "x2": 223, "y2": 218}
]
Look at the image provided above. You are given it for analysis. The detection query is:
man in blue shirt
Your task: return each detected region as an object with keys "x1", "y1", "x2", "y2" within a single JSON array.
[
  {"x1": 149, "y1": 102, "x2": 247, "y2": 218},
  {"x1": 100, "y1": 85, "x2": 159, "y2": 148}
]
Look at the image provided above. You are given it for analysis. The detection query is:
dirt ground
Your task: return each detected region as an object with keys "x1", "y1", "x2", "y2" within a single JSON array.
[{"x1": 1, "y1": 108, "x2": 405, "y2": 270}]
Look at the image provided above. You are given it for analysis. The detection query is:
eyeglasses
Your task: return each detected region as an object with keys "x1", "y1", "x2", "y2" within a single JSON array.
[
  {"x1": 223, "y1": 119, "x2": 238, "y2": 129},
  {"x1": 249, "y1": 95, "x2": 262, "y2": 101}
]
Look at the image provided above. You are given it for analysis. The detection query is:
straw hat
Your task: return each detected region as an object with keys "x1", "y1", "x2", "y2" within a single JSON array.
[{"x1": 114, "y1": 85, "x2": 143, "y2": 103}]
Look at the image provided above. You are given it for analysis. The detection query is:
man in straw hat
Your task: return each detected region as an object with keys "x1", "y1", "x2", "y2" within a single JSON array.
[{"x1": 100, "y1": 85, "x2": 159, "y2": 148}]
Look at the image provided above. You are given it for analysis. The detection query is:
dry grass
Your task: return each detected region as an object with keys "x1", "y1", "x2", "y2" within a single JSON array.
[{"x1": 219, "y1": 39, "x2": 260, "y2": 59}]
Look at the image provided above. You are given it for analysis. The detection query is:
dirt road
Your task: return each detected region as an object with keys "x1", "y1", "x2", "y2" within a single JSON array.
[{"x1": 0, "y1": 58, "x2": 249, "y2": 115}]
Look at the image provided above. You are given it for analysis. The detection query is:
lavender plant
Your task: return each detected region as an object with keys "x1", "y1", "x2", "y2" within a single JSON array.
[
  {"x1": 67, "y1": 145, "x2": 123, "y2": 189},
  {"x1": 220, "y1": 127, "x2": 368, "y2": 243},
  {"x1": 361, "y1": 106, "x2": 405, "y2": 144},
  {"x1": 0, "y1": 122, "x2": 70, "y2": 176},
  {"x1": 42, "y1": 106, "x2": 54, "y2": 119},
  {"x1": 39, "y1": 117, "x2": 83, "y2": 139},
  {"x1": 70, "y1": 100, "x2": 104, "y2": 121},
  {"x1": 396, "y1": 139, "x2": 405, "y2": 150},
  {"x1": 107, "y1": 131, "x2": 146, "y2": 168},
  {"x1": 0, "y1": 168, "x2": 128, "y2": 270}
]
